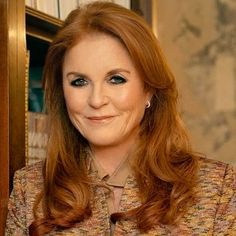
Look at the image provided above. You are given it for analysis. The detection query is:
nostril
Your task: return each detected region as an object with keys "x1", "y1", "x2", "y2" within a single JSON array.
[{"x1": 88, "y1": 89, "x2": 109, "y2": 109}]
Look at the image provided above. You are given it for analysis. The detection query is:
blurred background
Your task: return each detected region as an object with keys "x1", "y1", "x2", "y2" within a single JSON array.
[{"x1": 154, "y1": 0, "x2": 236, "y2": 166}]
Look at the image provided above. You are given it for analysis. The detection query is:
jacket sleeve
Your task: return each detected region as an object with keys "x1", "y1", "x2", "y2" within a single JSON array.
[
  {"x1": 5, "y1": 168, "x2": 28, "y2": 236},
  {"x1": 213, "y1": 164, "x2": 236, "y2": 235}
]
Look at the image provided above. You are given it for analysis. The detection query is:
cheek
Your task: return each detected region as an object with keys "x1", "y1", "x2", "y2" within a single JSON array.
[
  {"x1": 63, "y1": 91, "x2": 84, "y2": 115},
  {"x1": 113, "y1": 88, "x2": 147, "y2": 111},
  {"x1": 111, "y1": 83, "x2": 146, "y2": 107}
]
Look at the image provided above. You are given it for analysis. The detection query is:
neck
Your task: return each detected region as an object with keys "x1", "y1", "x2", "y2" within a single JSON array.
[{"x1": 90, "y1": 138, "x2": 136, "y2": 175}]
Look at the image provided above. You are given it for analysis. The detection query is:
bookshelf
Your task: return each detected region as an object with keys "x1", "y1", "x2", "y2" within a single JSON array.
[
  {"x1": 26, "y1": 8, "x2": 63, "y2": 165},
  {"x1": 0, "y1": 0, "x2": 152, "y2": 233},
  {"x1": 0, "y1": 1, "x2": 26, "y2": 233},
  {"x1": 0, "y1": 0, "x2": 63, "y2": 233}
]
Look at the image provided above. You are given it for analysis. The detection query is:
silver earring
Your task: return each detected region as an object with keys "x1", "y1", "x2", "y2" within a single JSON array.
[{"x1": 146, "y1": 101, "x2": 151, "y2": 109}]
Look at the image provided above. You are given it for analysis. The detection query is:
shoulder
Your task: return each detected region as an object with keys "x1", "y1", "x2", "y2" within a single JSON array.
[
  {"x1": 13, "y1": 161, "x2": 44, "y2": 188},
  {"x1": 6, "y1": 161, "x2": 45, "y2": 232},
  {"x1": 198, "y1": 157, "x2": 235, "y2": 177},
  {"x1": 197, "y1": 157, "x2": 236, "y2": 192},
  {"x1": 15, "y1": 160, "x2": 44, "y2": 174}
]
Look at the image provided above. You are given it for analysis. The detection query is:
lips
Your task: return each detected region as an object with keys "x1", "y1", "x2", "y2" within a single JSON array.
[
  {"x1": 86, "y1": 115, "x2": 115, "y2": 122},
  {"x1": 87, "y1": 116, "x2": 114, "y2": 120}
]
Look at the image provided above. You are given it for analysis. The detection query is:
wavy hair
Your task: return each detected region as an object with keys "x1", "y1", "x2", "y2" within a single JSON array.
[{"x1": 29, "y1": 1, "x2": 199, "y2": 235}]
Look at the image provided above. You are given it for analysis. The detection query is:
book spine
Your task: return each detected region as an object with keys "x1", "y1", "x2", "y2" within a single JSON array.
[
  {"x1": 25, "y1": 0, "x2": 32, "y2": 7},
  {"x1": 113, "y1": 0, "x2": 130, "y2": 9},
  {"x1": 28, "y1": 112, "x2": 48, "y2": 164},
  {"x1": 35, "y1": 0, "x2": 59, "y2": 18},
  {"x1": 58, "y1": 0, "x2": 78, "y2": 20}
]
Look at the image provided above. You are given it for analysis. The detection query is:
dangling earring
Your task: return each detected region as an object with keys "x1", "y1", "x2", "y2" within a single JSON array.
[{"x1": 146, "y1": 101, "x2": 151, "y2": 109}]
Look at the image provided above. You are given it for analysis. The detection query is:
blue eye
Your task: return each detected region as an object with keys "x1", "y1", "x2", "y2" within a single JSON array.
[
  {"x1": 70, "y1": 78, "x2": 88, "y2": 87},
  {"x1": 109, "y1": 75, "x2": 127, "y2": 85}
]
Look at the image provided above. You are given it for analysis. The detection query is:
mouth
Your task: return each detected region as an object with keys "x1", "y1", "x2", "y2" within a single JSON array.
[{"x1": 86, "y1": 115, "x2": 115, "y2": 123}]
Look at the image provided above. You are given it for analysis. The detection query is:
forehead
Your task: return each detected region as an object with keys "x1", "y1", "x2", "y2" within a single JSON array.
[
  {"x1": 63, "y1": 33, "x2": 134, "y2": 70},
  {"x1": 68, "y1": 32, "x2": 128, "y2": 54}
]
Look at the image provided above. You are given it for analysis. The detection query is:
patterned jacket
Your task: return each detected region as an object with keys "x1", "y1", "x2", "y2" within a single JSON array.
[{"x1": 5, "y1": 158, "x2": 236, "y2": 235}]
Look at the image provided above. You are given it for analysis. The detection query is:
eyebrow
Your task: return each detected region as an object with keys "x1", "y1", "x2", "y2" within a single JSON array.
[
  {"x1": 66, "y1": 71, "x2": 87, "y2": 78},
  {"x1": 66, "y1": 68, "x2": 131, "y2": 79},
  {"x1": 106, "y1": 68, "x2": 131, "y2": 76}
]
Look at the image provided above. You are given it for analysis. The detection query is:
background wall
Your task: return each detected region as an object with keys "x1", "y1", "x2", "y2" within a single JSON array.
[{"x1": 156, "y1": 0, "x2": 236, "y2": 165}]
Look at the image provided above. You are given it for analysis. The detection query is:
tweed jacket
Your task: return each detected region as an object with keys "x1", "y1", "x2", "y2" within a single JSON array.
[{"x1": 5, "y1": 158, "x2": 236, "y2": 235}]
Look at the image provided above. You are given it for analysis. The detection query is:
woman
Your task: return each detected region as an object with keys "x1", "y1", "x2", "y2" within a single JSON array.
[{"x1": 5, "y1": 1, "x2": 236, "y2": 235}]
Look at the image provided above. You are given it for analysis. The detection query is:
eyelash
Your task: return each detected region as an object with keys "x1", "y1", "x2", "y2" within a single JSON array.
[
  {"x1": 70, "y1": 77, "x2": 88, "y2": 87},
  {"x1": 108, "y1": 75, "x2": 127, "y2": 85},
  {"x1": 70, "y1": 75, "x2": 127, "y2": 87}
]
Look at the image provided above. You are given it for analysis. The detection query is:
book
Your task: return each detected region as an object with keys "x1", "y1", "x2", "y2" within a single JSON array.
[
  {"x1": 25, "y1": 0, "x2": 32, "y2": 7},
  {"x1": 114, "y1": 0, "x2": 130, "y2": 9},
  {"x1": 34, "y1": 0, "x2": 59, "y2": 18},
  {"x1": 27, "y1": 112, "x2": 49, "y2": 165},
  {"x1": 58, "y1": 0, "x2": 79, "y2": 20},
  {"x1": 78, "y1": 0, "x2": 110, "y2": 6},
  {"x1": 78, "y1": 0, "x2": 130, "y2": 9}
]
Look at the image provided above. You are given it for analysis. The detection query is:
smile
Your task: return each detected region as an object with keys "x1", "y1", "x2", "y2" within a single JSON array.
[{"x1": 86, "y1": 116, "x2": 115, "y2": 124}]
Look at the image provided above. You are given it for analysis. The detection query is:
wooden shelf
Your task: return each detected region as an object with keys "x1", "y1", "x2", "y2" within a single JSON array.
[
  {"x1": 26, "y1": 6, "x2": 63, "y2": 42},
  {"x1": 0, "y1": 2, "x2": 64, "y2": 233}
]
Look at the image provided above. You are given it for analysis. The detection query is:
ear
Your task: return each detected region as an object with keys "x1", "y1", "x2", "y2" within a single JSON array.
[{"x1": 145, "y1": 90, "x2": 154, "y2": 104}]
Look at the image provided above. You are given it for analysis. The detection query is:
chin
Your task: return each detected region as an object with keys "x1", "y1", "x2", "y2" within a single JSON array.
[
  {"x1": 88, "y1": 137, "x2": 121, "y2": 148},
  {"x1": 89, "y1": 141, "x2": 116, "y2": 148}
]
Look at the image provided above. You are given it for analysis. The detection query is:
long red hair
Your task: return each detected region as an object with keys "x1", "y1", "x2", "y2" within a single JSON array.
[{"x1": 29, "y1": 1, "x2": 199, "y2": 235}]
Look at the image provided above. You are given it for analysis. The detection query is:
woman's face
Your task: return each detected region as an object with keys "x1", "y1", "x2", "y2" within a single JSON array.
[{"x1": 63, "y1": 33, "x2": 151, "y2": 149}]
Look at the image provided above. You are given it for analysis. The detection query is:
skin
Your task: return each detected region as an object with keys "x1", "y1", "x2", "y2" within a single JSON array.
[{"x1": 62, "y1": 33, "x2": 151, "y2": 173}]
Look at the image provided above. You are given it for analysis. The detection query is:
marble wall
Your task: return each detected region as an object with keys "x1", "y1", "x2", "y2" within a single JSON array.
[{"x1": 156, "y1": 0, "x2": 236, "y2": 166}]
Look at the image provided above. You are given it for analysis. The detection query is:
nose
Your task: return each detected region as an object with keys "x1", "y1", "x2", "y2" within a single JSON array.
[{"x1": 88, "y1": 84, "x2": 109, "y2": 109}]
